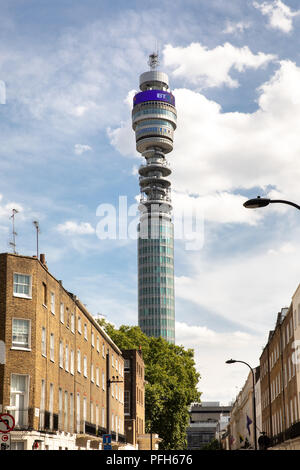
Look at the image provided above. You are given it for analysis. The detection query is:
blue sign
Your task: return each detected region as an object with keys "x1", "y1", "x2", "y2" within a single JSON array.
[
  {"x1": 103, "y1": 434, "x2": 112, "y2": 444},
  {"x1": 133, "y1": 90, "x2": 175, "y2": 107}
]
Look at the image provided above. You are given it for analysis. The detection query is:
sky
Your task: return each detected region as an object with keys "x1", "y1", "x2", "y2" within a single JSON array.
[{"x1": 1, "y1": 0, "x2": 300, "y2": 405}]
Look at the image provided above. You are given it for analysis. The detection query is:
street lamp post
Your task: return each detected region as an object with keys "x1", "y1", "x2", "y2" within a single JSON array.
[
  {"x1": 226, "y1": 359, "x2": 257, "y2": 451},
  {"x1": 243, "y1": 196, "x2": 300, "y2": 211}
]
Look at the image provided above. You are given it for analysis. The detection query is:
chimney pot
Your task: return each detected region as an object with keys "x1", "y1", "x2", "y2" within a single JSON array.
[{"x1": 40, "y1": 253, "x2": 46, "y2": 265}]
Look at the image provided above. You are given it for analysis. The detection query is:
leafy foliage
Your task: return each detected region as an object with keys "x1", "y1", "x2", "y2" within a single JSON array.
[
  {"x1": 97, "y1": 319, "x2": 201, "y2": 449},
  {"x1": 201, "y1": 439, "x2": 223, "y2": 450}
]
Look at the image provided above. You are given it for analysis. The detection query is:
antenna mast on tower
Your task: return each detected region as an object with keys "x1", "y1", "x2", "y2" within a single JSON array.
[
  {"x1": 148, "y1": 51, "x2": 159, "y2": 70},
  {"x1": 10, "y1": 208, "x2": 18, "y2": 254}
]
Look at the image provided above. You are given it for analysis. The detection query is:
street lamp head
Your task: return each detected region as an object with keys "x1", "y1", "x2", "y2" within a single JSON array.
[
  {"x1": 226, "y1": 359, "x2": 236, "y2": 364},
  {"x1": 243, "y1": 196, "x2": 270, "y2": 209}
]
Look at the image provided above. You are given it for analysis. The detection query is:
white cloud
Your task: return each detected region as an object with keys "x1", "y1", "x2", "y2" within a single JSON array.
[
  {"x1": 74, "y1": 144, "x2": 93, "y2": 155},
  {"x1": 223, "y1": 21, "x2": 251, "y2": 35},
  {"x1": 174, "y1": 227, "x2": 300, "y2": 335},
  {"x1": 56, "y1": 221, "x2": 95, "y2": 235},
  {"x1": 175, "y1": 321, "x2": 264, "y2": 403},
  {"x1": 163, "y1": 42, "x2": 276, "y2": 88},
  {"x1": 110, "y1": 60, "x2": 300, "y2": 208},
  {"x1": 253, "y1": 0, "x2": 300, "y2": 33},
  {"x1": 172, "y1": 191, "x2": 263, "y2": 227},
  {"x1": 0, "y1": 194, "x2": 24, "y2": 220}
]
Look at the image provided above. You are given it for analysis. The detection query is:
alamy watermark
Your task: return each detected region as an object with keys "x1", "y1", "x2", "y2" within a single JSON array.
[
  {"x1": 0, "y1": 80, "x2": 6, "y2": 104},
  {"x1": 95, "y1": 196, "x2": 204, "y2": 251}
]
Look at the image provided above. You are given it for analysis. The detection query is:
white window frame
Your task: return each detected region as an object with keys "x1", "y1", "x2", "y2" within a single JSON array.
[
  {"x1": 78, "y1": 317, "x2": 82, "y2": 334},
  {"x1": 71, "y1": 313, "x2": 75, "y2": 333},
  {"x1": 50, "y1": 333, "x2": 55, "y2": 362},
  {"x1": 10, "y1": 374, "x2": 30, "y2": 427},
  {"x1": 41, "y1": 326, "x2": 46, "y2": 357},
  {"x1": 13, "y1": 273, "x2": 32, "y2": 299},
  {"x1": 50, "y1": 292, "x2": 55, "y2": 314},
  {"x1": 12, "y1": 318, "x2": 31, "y2": 350},
  {"x1": 77, "y1": 349, "x2": 81, "y2": 373},
  {"x1": 65, "y1": 344, "x2": 69, "y2": 372},
  {"x1": 70, "y1": 349, "x2": 74, "y2": 375},
  {"x1": 60, "y1": 303, "x2": 64, "y2": 324},
  {"x1": 84, "y1": 323, "x2": 88, "y2": 341},
  {"x1": 59, "y1": 340, "x2": 64, "y2": 369},
  {"x1": 83, "y1": 355, "x2": 88, "y2": 378}
]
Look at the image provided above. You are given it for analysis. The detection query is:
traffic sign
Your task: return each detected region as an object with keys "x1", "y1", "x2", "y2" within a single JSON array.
[
  {"x1": 0, "y1": 414, "x2": 15, "y2": 433},
  {"x1": 0, "y1": 433, "x2": 11, "y2": 450},
  {"x1": 103, "y1": 434, "x2": 111, "y2": 444}
]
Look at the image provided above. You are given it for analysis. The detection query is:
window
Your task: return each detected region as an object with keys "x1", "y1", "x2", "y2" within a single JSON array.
[
  {"x1": 41, "y1": 327, "x2": 46, "y2": 356},
  {"x1": 112, "y1": 353, "x2": 114, "y2": 368},
  {"x1": 60, "y1": 303, "x2": 64, "y2": 324},
  {"x1": 97, "y1": 336, "x2": 100, "y2": 352},
  {"x1": 70, "y1": 393, "x2": 74, "y2": 433},
  {"x1": 59, "y1": 341, "x2": 64, "y2": 368},
  {"x1": 77, "y1": 349, "x2": 81, "y2": 373},
  {"x1": 50, "y1": 292, "x2": 55, "y2": 314},
  {"x1": 83, "y1": 397, "x2": 87, "y2": 431},
  {"x1": 84, "y1": 356, "x2": 88, "y2": 378},
  {"x1": 12, "y1": 319, "x2": 30, "y2": 349},
  {"x1": 91, "y1": 364, "x2": 94, "y2": 383},
  {"x1": 71, "y1": 313, "x2": 75, "y2": 333},
  {"x1": 84, "y1": 324, "x2": 88, "y2": 341},
  {"x1": 76, "y1": 393, "x2": 80, "y2": 433},
  {"x1": 102, "y1": 372, "x2": 105, "y2": 390},
  {"x1": 102, "y1": 407, "x2": 105, "y2": 428},
  {"x1": 90, "y1": 402, "x2": 94, "y2": 424},
  {"x1": 58, "y1": 388, "x2": 63, "y2": 429},
  {"x1": 64, "y1": 391, "x2": 68, "y2": 432},
  {"x1": 10, "y1": 374, "x2": 29, "y2": 427},
  {"x1": 96, "y1": 367, "x2": 99, "y2": 387},
  {"x1": 65, "y1": 344, "x2": 69, "y2": 372},
  {"x1": 11, "y1": 442, "x2": 25, "y2": 450},
  {"x1": 42, "y1": 283, "x2": 47, "y2": 306},
  {"x1": 78, "y1": 317, "x2": 82, "y2": 334},
  {"x1": 49, "y1": 383, "x2": 54, "y2": 430},
  {"x1": 70, "y1": 350, "x2": 74, "y2": 375},
  {"x1": 13, "y1": 273, "x2": 32, "y2": 299},
  {"x1": 124, "y1": 359, "x2": 130, "y2": 372},
  {"x1": 91, "y1": 331, "x2": 94, "y2": 348},
  {"x1": 96, "y1": 405, "x2": 99, "y2": 428},
  {"x1": 39, "y1": 379, "x2": 45, "y2": 429},
  {"x1": 50, "y1": 333, "x2": 54, "y2": 362},
  {"x1": 102, "y1": 343, "x2": 105, "y2": 358}
]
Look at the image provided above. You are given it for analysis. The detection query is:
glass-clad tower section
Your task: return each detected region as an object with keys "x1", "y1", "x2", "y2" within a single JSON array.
[{"x1": 132, "y1": 53, "x2": 176, "y2": 344}]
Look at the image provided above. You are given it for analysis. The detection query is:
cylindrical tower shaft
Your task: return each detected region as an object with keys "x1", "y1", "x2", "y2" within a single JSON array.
[{"x1": 132, "y1": 53, "x2": 176, "y2": 344}]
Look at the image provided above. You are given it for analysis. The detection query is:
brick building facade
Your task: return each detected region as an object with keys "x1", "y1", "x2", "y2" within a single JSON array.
[
  {"x1": 260, "y1": 306, "x2": 299, "y2": 446},
  {"x1": 0, "y1": 253, "x2": 126, "y2": 450}
]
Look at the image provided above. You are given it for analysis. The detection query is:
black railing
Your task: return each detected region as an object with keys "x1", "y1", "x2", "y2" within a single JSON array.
[
  {"x1": 96, "y1": 426, "x2": 107, "y2": 437},
  {"x1": 270, "y1": 420, "x2": 300, "y2": 447},
  {"x1": 41, "y1": 411, "x2": 59, "y2": 432},
  {"x1": 84, "y1": 421, "x2": 97, "y2": 436},
  {"x1": 118, "y1": 433, "x2": 126, "y2": 443}
]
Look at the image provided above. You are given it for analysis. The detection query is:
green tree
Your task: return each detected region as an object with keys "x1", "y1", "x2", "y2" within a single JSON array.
[
  {"x1": 97, "y1": 320, "x2": 201, "y2": 450},
  {"x1": 201, "y1": 439, "x2": 223, "y2": 451}
]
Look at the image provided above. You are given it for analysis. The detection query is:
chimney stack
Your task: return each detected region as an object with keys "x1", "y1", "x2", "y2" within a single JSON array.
[{"x1": 40, "y1": 253, "x2": 46, "y2": 265}]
